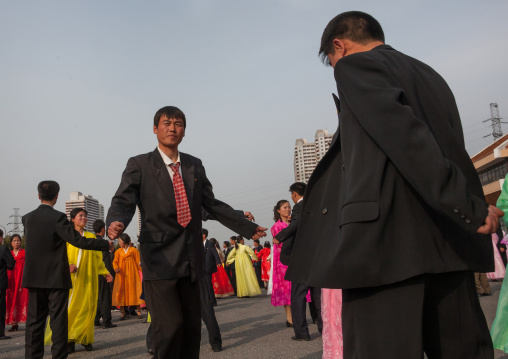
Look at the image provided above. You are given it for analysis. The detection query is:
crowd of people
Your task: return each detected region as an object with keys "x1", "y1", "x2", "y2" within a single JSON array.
[{"x1": 2, "y1": 10, "x2": 508, "y2": 359}]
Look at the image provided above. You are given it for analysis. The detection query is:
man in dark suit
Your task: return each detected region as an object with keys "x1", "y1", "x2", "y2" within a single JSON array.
[
  {"x1": 275, "y1": 182, "x2": 321, "y2": 340},
  {"x1": 106, "y1": 106, "x2": 267, "y2": 359},
  {"x1": 200, "y1": 229, "x2": 222, "y2": 351},
  {"x1": 224, "y1": 236, "x2": 237, "y2": 295},
  {"x1": 0, "y1": 229, "x2": 15, "y2": 340},
  {"x1": 252, "y1": 239, "x2": 263, "y2": 288},
  {"x1": 286, "y1": 12, "x2": 504, "y2": 358},
  {"x1": 93, "y1": 219, "x2": 117, "y2": 329},
  {"x1": 23, "y1": 181, "x2": 109, "y2": 358}
]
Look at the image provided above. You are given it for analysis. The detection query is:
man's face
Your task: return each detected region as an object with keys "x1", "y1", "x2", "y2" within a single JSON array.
[
  {"x1": 153, "y1": 116, "x2": 185, "y2": 149},
  {"x1": 202, "y1": 234, "x2": 207, "y2": 242}
]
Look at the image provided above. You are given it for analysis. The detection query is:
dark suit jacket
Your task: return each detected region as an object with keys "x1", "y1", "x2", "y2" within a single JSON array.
[
  {"x1": 275, "y1": 200, "x2": 302, "y2": 266},
  {"x1": 96, "y1": 235, "x2": 115, "y2": 277},
  {"x1": 22, "y1": 205, "x2": 110, "y2": 289},
  {"x1": 286, "y1": 45, "x2": 492, "y2": 289},
  {"x1": 0, "y1": 245, "x2": 15, "y2": 289},
  {"x1": 224, "y1": 246, "x2": 235, "y2": 270},
  {"x1": 204, "y1": 240, "x2": 221, "y2": 275},
  {"x1": 106, "y1": 149, "x2": 258, "y2": 281}
]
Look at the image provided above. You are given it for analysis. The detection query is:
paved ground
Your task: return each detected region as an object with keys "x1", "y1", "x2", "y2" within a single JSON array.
[{"x1": 1, "y1": 283, "x2": 507, "y2": 358}]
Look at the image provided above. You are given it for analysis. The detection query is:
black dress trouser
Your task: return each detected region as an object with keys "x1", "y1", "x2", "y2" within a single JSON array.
[
  {"x1": 144, "y1": 277, "x2": 201, "y2": 359},
  {"x1": 200, "y1": 274, "x2": 222, "y2": 347},
  {"x1": 95, "y1": 276, "x2": 113, "y2": 325},
  {"x1": 25, "y1": 288, "x2": 68, "y2": 359},
  {"x1": 342, "y1": 271, "x2": 494, "y2": 359},
  {"x1": 0, "y1": 288, "x2": 6, "y2": 336},
  {"x1": 291, "y1": 283, "x2": 322, "y2": 339}
]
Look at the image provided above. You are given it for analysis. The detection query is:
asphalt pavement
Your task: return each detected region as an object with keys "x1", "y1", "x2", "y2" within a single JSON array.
[{"x1": 1, "y1": 283, "x2": 507, "y2": 359}]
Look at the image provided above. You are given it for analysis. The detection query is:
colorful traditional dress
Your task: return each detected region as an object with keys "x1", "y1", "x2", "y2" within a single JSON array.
[
  {"x1": 322, "y1": 289, "x2": 343, "y2": 359},
  {"x1": 256, "y1": 247, "x2": 271, "y2": 282},
  {"x1": 487, "y1": 233, "x2": 506, "y2": 280},
  {"x1": 226, "y1": 244, "x2": 262, "y2": 297},
  {"x1": 212, "y1": 248, "x2": 234, "y2": 298},
  {"x1": 45, "y1": 231, "x2": 109, "y2": 346},
  {"x1": 112, "y1": 246, "x2": 144, "y2": 306},
  {"x1": 6, "y1": 249, "x2": 28, "y2": 325},
  {"x1": 270, "y1": 220, "x2": 292, "y2": 306}
]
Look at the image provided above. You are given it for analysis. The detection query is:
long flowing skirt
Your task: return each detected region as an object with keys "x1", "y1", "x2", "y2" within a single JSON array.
[
  {"x1": 491, "y1": 274, "x2": 508, "y2": 351},
  {"x1": 235, "y1": 254, "x2": 262, "y2": 298},
  {"x1": 261, "y1": 260, "x2": 270, "y2": 282},
  {"x1": 322, "y1": 289, "x2": 343, "y2": 359},
  {"x1": 270, "y1": 243, "x2": 291, "y2": 306},
  {"x1": 487, "y1": 234, "x2": 506, "y2": 280},
  {"x1": 213, "y1": 265, "x2": 234, "y2": 298}
]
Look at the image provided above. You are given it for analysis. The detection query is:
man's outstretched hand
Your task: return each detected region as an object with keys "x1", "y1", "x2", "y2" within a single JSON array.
[
  {"x1": 108, "y1": 221, "x2": 125, "y2": 240},
  {"x1": 477, "y1": 205, "x2": 504, "y2": 235},
  {"x1": 251, "y1": 226, "x2": 268, "y2": 240},
  {"x1": 244, "y1": 211, "x2": 255, "y2": 221}
]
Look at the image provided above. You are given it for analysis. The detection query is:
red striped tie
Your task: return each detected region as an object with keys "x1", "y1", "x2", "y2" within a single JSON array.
[{"x1": 170, "y1": 163, "x2": 192, "y2": 227}]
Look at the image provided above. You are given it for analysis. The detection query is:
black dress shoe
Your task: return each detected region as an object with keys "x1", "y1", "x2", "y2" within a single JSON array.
[
  {"x1": 102, "y1": 323, "x2": 118, "y2": 329},
  {"x1": 94, "y1": 321, "x2": 101, "y2": 327},
  {"x1": 82, "y1": 343, "x2": 93, "y2": 351},
  {"x1": 211, "y1": 344, "x2": 222, "y2": 352},
  {"x1": 67, "y1": 342, "x2": 75, "y2": 354},
  {"x1": 147, "y1": 348, "x2": 154, "y2": 354},
  {"x1": 286, "y1": 321, "x2": 293, "y2": 328},
  {"x1": 291, "y1": 336, "x2": 311, "y2": 341},
  {"x1": 0, "y1": 335, "x2": 12, "y2": 340}
]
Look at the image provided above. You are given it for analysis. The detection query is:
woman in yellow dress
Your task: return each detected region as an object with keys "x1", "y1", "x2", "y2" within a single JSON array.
[
  {"x1": 44, "y1": 208, "x2": 112, "y2": 353},
  {"x1": 226, "y1": 237, "x2": 262, "y2": 298},
  {"x1": 112, "y1": 233, "x2": 144, "y2": 319}
]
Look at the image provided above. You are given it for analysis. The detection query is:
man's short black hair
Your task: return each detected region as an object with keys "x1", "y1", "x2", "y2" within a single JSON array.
[
  {"x1": 319, "y1": 11, "x2": 385, "y2": 64},
  {"x1": 154, "y1": 106, "x2": 186, "y2": 129},
  {"x1": 0, "y1": 229, "x2": 3, "y2": 237},
  {"x1": 37, "y1": 180, "x2": 60, "y2": 201},
  {"x1": 289, "y1": 182, "x2": 306, "y2": 197},
  {"x1": 253, "y1": 239, "x2": 260, "y2": 245},
  {"x1": 202, "y1": 228, "x2": 208, "y2": 237},
  {"x1": 93, "y1": 219, "x2": 106, "y2": 234}
]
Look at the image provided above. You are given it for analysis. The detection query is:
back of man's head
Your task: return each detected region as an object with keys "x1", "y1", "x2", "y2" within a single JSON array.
[
  {"x1": 319, "y1": 11, "x2": 384, "y2": 62},
  {"x1": 38, "y1": 180, "x2": 60, "y2": 201},
  {"x1": 289, "y1": 182, "x2": 306, "y2": 197},
  {"x1": 93, "y1": 219, "x2": 106, "y2": 234}
]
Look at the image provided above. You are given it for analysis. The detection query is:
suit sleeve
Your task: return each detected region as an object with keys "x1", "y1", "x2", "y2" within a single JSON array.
[
  {"x1": 4, "y1": 249, "x2": 15, "y2": 270},
  {"x1": 274, "y1": 203, "x2": 302, "y2": 242},
  {"x1": 55, "y1": 213, "x2": 109, "y2": 251},
  {"x1": 335, "y1": 55, "x2": 488, "y2": 232},
  {"x1": 200, "y1": 165, "x2": 258, "y2": 238},
  {"x1": 106, "y1": 157, "x2": 141, "y2": 232}
]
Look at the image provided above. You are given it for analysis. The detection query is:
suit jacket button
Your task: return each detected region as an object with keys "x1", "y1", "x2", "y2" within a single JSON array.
[
  {"x1": 453, "y1": 208, "x2": 460, "y2": 213},
  {"x1": 460, "y1": 214, "x2": 466, "y2": 219},
  {"x1": 465, "y1": 218, "x2": 472, "y2": 224},
  {"x1": 322, "y1": 208, "x2": 328, "y2": 215}
]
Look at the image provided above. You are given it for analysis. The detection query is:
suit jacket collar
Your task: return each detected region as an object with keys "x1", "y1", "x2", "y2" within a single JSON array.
[{"x1": 151, "y1": 148, "x2": 195, "y2": 211}]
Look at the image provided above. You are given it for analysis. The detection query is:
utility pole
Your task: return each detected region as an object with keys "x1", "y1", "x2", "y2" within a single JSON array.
[
  {"x1": 7, "y1": 208, "x2": 22, "y2": 235},
  {"x1": 483, "y1": 103, "x2": 506, "y2": 141}
]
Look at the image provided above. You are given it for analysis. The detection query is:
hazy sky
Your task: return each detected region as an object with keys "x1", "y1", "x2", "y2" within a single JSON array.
[{"x1": 1, "y1": 1, "x2": 507, "y2": 244}]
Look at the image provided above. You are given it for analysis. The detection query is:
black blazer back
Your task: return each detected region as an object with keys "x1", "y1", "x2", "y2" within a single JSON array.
[
  {"x1": 22, "y1": 205, "x2": 109, "y2": 289},
  {"x1": 0, "y1": 246, "x2": 14, "y2": 289}
]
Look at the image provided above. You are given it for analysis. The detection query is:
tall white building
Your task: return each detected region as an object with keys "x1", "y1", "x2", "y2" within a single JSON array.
[
  {"x1": 294, "y1": 129, "x2": 334, "y2": 183},
  {"x1": 65, "y1": 192, "x2": 104, "y2": 232}
]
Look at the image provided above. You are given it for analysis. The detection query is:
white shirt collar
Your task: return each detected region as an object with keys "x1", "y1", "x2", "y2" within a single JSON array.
[
  {"x1": 297, "y1": 197, "x2": 303, "y2": 204},
  {"x1": 157, "y1": 146, "x2": 180, "y2": 167}
]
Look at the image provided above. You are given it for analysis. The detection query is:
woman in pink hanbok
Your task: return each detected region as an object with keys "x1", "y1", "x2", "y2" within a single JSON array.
[
  {"x1": 321, "y1": 289, "x2": 343, "y2": 359},
  {"x1": 487, "y1": 232, "x2": 506, "y2": 280},
  {"x1": 270, "y1": 200, "x2": 293, "y2": 327}
]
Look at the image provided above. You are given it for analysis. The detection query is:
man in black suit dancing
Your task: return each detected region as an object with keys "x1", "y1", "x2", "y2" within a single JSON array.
[
  {"x1": 286, "y1": 11, "x2": 503, "y2": 358},
  {"x1": 252, "y1": 239, "x2": 264, "y2": 289},
  {"x1": 93, "y1": 219, "x2": 117, "y2": 329},
  {"x1": 107, "y1": 106, "x2": 267, "y2": 359},
  {"x1": 275, "y1": 182, "x2": 321, "y2": 340},
  {"x1": 224, "y1": 236, "x2": 237, "y2": 295},
  {"x1": 200, "y1": 229, "x2": 222, "y2": 351},
  {"x1": 23, "y1": 181, "x2": 109, "y2": 358},
  {"x1": 0, "y1": 229, "x2": 15, "y2": 340}
]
